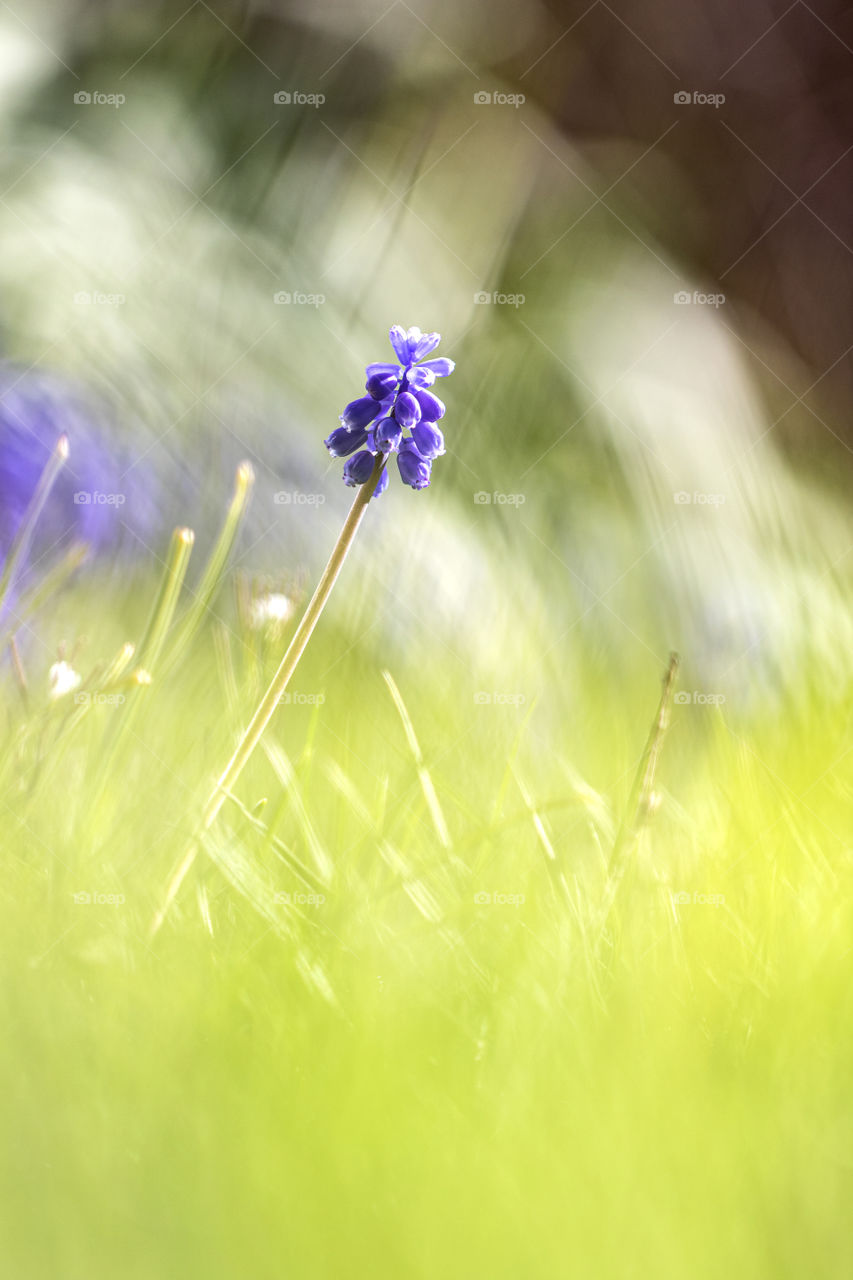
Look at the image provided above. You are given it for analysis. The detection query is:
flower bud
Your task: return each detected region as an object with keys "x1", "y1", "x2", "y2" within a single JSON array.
[
  {"x1": 397, "y1": 439, "x2": 431, "y2": 490},
  {"x1": 406, "y1": 366, "x2": 436, "y2": 390},
  {"x1": 343, "y1": 450, "x2": 377, "y2": 486},
  {"x1": 324, "y1": 425, "x2": 368, "y2": 457},
  {"x1": 419, "y1": 357, "x2": 455, "y2": 378},
  {"x1": 413, "y1": 389, "x2": 445, "y2": 421},
  {"x1": 411, "y1": 420, "x2": 445, "y2": 460},
  {"x1": 366, "y1": 371, "x2": 398, "y2": 399},
  {"x1": 410, "y1": 331, "x2": 441, "y2": 361},
  {"x1": 394, "y1": 391, "x2": 421, "y2": 429},
  {"x1": 389, "y1": 325, "x2": 411, "y2": 364},
  {"x1": 374, "y1": 416, "x2": 402, "y2": 452},
  {"x1": 340, "y1": 396, "x2": 381, "y2": 430}
]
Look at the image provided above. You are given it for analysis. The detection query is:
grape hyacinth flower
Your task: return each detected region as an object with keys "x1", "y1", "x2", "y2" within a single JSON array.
[
  {"x1": 324, "y1": 326, "x2": 454, "y2": 492},
  {"x1": 153, "y1": 323, "x2": 455, "y2": 932}
]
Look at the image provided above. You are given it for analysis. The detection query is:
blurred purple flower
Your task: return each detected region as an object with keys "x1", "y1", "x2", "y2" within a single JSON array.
[{"x1": 0, "y1": 365, "x2": 167, "y2": 612}]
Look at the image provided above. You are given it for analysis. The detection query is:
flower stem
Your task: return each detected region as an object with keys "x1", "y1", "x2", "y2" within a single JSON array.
[{"x1": 150, "y1": 454, "x2": 386, "y2": 935}]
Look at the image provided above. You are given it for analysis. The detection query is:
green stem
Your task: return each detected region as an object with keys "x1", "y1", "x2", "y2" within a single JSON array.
[
  {"x1": 607, "y1": 651, "x2": 679, "y2": 877},
  {"x1": 137, "y1": 527, "x2": 195, "y2": 671},
  {"x1": 161, "y1": 462, "x2": 254, "y2": 674},
  {"x1": 150, "y1": 454, "x2": 386, "y2": 935}
]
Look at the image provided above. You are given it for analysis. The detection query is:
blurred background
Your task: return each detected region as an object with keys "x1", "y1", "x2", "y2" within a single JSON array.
[
  {"x1": 1, "y1": 0, "x2": 851, "y2": 707},
  {"x1": 3, "y1": 6, "x2": 853, "y2": 1279}
]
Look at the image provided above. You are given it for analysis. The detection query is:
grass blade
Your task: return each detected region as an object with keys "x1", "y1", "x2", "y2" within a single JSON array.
[
  {"x1": 162, "y1": 461, "x2": 254, "y2": 672},
  {"x1": 383, "y1": 669, "x2": 451, "y2": 849}
]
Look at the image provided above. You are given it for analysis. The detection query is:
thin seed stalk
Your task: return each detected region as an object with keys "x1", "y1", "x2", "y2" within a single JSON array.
[
  {"x1": 137, "y1": 527, "x2": 195, "y2": 671},
  {"x1": 608, "y1": 651, "x2": 680, "y2": 877},
  {"x1": 88, "y1": 529, "x2": 194, "y2": 820},
  {"x1": 162, "y1": 462, "x2": 254, "y2": 672}
]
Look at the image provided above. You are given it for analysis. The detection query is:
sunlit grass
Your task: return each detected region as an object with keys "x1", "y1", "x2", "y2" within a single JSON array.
[{"x1": 2, "y1": 507, "x2": 851, "y2": 1278}]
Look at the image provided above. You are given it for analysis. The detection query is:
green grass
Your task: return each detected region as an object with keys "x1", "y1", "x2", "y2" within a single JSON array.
[{"x1": 2, "y1": 528, "x2": 852, "y2": 1280}]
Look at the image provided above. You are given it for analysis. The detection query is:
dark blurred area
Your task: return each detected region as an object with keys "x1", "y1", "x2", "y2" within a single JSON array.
[
  {"x1": 34, "y1": 0, "x2": 850, "y2": 450},
  {"x1": 516, "y1": 0, "x2": 853, "y2": 450}
]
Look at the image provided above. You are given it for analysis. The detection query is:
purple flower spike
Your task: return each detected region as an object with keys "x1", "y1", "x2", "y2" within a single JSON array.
[{"x1": 324, "y1": 325, "x2": 454, "y2": 491}]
